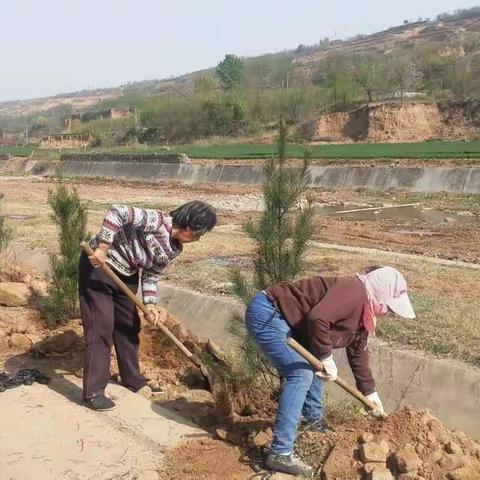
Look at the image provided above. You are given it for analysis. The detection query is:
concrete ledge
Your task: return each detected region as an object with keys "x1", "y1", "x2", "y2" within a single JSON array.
[
  {"x1": 0, "y1": 376, "x2": 203, "y2": 479},
  {"x1": 4, "y1": 158, "x2": 480, "y2": 193},
  {"x1": 158, "y1": 282, "x2": 241, "y2": 347}
]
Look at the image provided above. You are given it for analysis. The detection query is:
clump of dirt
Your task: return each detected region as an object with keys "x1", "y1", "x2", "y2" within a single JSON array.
[
  {"x1": 299, "y1": 406, "x2": 480, "y2": 479},
  {"x1": 159, "y1": 437, "x2": 254, "y2": 480}
]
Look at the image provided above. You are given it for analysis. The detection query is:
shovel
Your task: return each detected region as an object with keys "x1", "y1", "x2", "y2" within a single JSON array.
[
  {"x1": 286, "y1": 337, "x2": 386, "y2": 418},
  {"x1": 80, "y1": 242, "x2": 214, "y2": 391}
]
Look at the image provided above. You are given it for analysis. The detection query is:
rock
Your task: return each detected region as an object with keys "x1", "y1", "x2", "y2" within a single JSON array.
[
  {"x1": 30, "y1": 330, "x2": 78, "y2": 355},
  {"x1": 359, "y1": 432, "x2": 374, "y2": 444},
  {"x1": 9, "y1": 317, "x2": 35, "y2": 335},
  {"x1": 214, "y1": 427, "x2": 244, "y2": 446},
  {"x1": 427, "y1": 418, "x2": 443, "y2": 432},
  {"x1": 8, "y1": 333, "x2": 32, "y2": 350},
  {"x1": 0, "y1": 282, "x2": 30, "y2": 306},
  {"x1": 136, "y1": 470, "x2": 160, "y2": 480},
  {"x1": 447, "y1": 468, "x2": 478, "y2": 480},
  {"x1": 397, "y1": 474, "x2": 416, "y2": 480},
  {"x1": 249, "y1": 428, "x2": 273, "y2": 448},
  {"x1": 415, "y1": 444, "x2": 426, "y2": 456},
  {"x1": 30, "y1": 279, "x2": 48, "y2": 298},
  {"x1": 395, "y1": 444, "x2": 422, "y2": 473},
  {"x1": 206, "y1": 338, "x2": 227, "y2": 363},
  {"x1": 171, "y1": 323, "x2": 192, "y2": 342},
  {"x1": 367, "y1": 465, "x2": 394, "y2": 480},
  {"x1": 445, "y1": 442, "x2": 462, "y2": 455},
  {"x1": 420, "y1": 410, "x2": 438, "y2": 425},
  {"x1": 215, "y1": 428, "x2": 229, "y2": 441},
  {"x1": 438, "y1": 454, "x2": 466, "y2": 472},
  {"x1": 0, "y1": 330, "x2": 10, "y2": 350},
  {"x1": 431, "y1": 447, "x2": 444, "y2": 463},
  {"x1": 363, "y1": 462, "x2": 377, "y2": 473},
  {"x1": 359, "y1": 440, "x2": 390, "y2": 463}
]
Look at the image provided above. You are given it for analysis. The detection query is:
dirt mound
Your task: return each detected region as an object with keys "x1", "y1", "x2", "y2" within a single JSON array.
[
  {"x1": 298, "y1": 407, "x2": 480, "y2": 479},
  {"x1": 304, "y1": 102, "x2": 480, "y2": 143},
  {"x1": 159, "y1": 437, "x2": 254, "y2": 480}
]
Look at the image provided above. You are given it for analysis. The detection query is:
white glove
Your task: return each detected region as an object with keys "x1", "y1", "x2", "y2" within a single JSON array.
[
  {"x1": 366, "y1": 391, "x2": 385, "y2": 416},
  {"x1": 316, "y1": 355, "x2": 338, "y2": 382}
]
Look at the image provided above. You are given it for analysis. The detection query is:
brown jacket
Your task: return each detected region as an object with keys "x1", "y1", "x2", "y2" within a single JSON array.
[{"x1": 266, "y1": 276, "x2": 375, "y2": 395}]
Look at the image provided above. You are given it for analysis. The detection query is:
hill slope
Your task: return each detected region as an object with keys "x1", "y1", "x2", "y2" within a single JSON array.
[{"x1": 2, "y1": 10, "x2": 480, "y2": 117}]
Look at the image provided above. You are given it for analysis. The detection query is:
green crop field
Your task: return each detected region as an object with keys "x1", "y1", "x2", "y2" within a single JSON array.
[
  {"x1": 3, "y1": 141, "x2": 480, "y2": 160},
  {"x1": 0, "y1": 146, "x2": 34, "y2": 157},
  {"x1": 170, "y1": 141, "x2": 480, "y2": 160}
]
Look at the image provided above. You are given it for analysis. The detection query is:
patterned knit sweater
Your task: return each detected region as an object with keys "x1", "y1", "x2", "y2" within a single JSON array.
[{"x1": 89, "y1": 204, "x2": 182, "y2": 305}]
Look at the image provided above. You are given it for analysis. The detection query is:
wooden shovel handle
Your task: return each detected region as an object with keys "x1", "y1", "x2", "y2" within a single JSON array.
[
  {"x1": 286, "y1": 337, "x2": 384, "y2": 415},
  {"x1": 80, "y1": 241, "x2": 198, "y2": 363}
]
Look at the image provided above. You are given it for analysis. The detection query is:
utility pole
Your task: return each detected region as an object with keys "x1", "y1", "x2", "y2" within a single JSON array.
[{"x1": 25, "y1": 114, "x2": 29, "y2": 144}]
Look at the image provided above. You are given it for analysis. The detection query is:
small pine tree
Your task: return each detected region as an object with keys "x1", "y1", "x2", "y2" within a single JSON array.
[
  {"x1": 0, "y1": 195, "x2": 12, "y2": 253},
  {"x1": 228, "y1": 118, "x2": 315, "y2": 387},
  {"x1": 42, "y1": 168, "x2": 88, "y2": 326},
  {"x1": 233, "y1": 118, "x2": 314, "y2": 303}
]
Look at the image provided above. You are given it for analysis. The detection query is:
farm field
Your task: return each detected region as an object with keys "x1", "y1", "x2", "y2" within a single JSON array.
[{"x1": 3, "y1": 140, "x2": 480, "y2": 161}]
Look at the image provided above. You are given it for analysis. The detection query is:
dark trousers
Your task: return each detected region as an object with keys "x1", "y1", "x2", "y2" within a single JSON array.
[{"x1": 78, "y1": 252, "x2": 147, "y2": 399}]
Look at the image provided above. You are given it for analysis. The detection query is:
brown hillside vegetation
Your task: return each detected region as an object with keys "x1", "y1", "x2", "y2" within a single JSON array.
[
  {"x1": 304, "y1": 101, "x2": 480, "y2": 143},
  {"x1": 295, "y1": 15, "x2": 480, "y2": 68}
]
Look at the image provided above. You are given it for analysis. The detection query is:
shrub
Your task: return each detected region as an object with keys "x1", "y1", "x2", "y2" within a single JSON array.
[
  {"x1": 41, "y1": 168, "x2": 88, "y2": 326},
  {"x1": 225, "y1": 118, "x2": 315, "y2": 391}
]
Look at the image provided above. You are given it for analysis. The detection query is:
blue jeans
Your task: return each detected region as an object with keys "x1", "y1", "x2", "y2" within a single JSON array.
[{"x1": 245, "y1": 292, "x2": 324, "y2": 455}]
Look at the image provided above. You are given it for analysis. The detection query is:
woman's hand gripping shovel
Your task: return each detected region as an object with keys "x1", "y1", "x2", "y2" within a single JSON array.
[
  {"x1": 80, "y1": 242, "x2": 214, "y2": 392},
  {"x1": 286, "y1": 337, "x2": 386, "y2": 419}
]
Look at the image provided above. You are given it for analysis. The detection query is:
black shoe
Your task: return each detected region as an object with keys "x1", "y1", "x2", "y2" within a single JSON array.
[
  {"x1": 265, "y1": 453, "x2": 313, "y2": 477},
  {"x1": 84, "y1": 394, "x2": 116, "y2": 411},
  {"x1": 302, "y1": 418, "x2": 332, "y2": 434}
]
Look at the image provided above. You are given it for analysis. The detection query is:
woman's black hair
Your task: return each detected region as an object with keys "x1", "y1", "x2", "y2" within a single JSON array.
[{"x1": 170, "y1": 201, "x2": 217, "y2": 234}]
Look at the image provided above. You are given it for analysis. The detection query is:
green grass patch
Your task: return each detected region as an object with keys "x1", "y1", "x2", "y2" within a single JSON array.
[
  {"x1": 0, "y1": 146, "x2": 34, "y2": 157},
  {"x1": 169, "y1": 141, "x2": 480, "y2": 160},
  {"x1": 376, "y1": 292, "x2": 480, "y2": 367},
  {"x1": 12, "y1": 141, "x2": 480, "y2": 161},
  {"x1": 86, "y1": 141, "x2": 480, "y2": 160}
]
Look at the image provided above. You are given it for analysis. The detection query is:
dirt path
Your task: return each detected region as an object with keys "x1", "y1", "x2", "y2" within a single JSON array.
[{"x1": 0, "y1": 375, "x2": 204, "y2": 480}]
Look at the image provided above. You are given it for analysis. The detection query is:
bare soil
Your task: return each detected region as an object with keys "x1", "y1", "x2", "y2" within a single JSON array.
[
  {"x1": 2, "y1": 177, "x2": 479, "y2": 262},
  {"x1": 1, "y1": 262, "x2": 480, "y2": 479},
  {"x1": 304, "y1": 102, "x2": 480, "y2": 143}
]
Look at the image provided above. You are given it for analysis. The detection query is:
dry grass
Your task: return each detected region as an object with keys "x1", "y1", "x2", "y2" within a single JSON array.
[{"x1": 377, "y1": 293, "x2": 480, "y2": 367}]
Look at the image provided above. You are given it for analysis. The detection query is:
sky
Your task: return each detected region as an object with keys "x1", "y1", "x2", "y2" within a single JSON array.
[{"x1": 1, "y1": 0, "x2": 479, "y2": 102}]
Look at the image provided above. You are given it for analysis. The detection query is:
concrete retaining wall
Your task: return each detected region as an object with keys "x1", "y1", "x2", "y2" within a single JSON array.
[
  {"x1": 157, "y1": 282, "x2": 480, "y2": 439},
  {"x1": 61, "y1": 153, "x2": 191, "y2": 164},
  {"x1": 3, "y1": 158, "x2": 480, "y2": 193}
]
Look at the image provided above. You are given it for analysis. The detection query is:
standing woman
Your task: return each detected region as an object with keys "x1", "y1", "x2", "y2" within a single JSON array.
[
  {"x1": 245, "y1": 266, "x2": 415, "y2": 477},
  {"x1": 79, "y1": 201, "x2": 216, "y2": 411}
]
